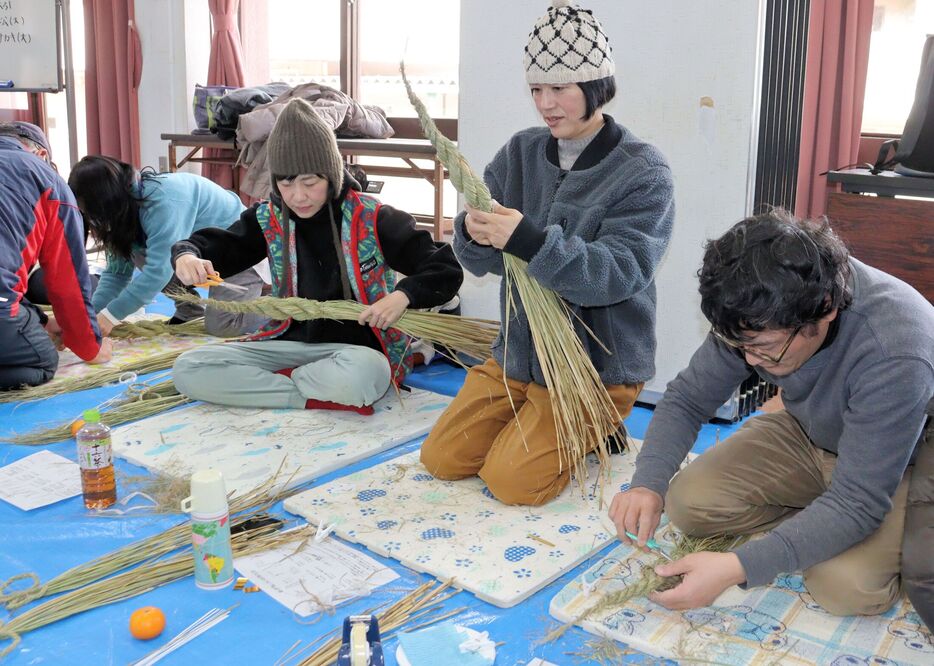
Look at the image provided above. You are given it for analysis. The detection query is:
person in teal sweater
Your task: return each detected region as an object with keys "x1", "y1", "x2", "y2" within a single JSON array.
[{"x1": 68, "y1": 156, "x2": 267, "y2": 336}]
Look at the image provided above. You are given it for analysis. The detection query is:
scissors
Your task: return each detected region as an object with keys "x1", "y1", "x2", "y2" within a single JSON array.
[
  {"x1": 195, "y1": 272, "x2": 248, "y2": 292},
  {"x1": 624, "y1": 531, "x2": 673, "y2": 561}
]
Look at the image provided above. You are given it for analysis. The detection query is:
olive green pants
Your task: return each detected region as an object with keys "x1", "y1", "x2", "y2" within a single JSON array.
[{"x1": 666, "y1": 410, "x2": 929, "y2": 617}]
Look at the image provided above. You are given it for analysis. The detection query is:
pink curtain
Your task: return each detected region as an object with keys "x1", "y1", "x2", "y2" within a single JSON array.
[
  {"x1": 794, "y1": 0, "x2": 874, "y2": 219},
  {"x1": 205, "y1": 0, "x2": 245, "y2": 189},
  {"x1": 83, "y1": 0, "x2": 142, "y2": 166}
]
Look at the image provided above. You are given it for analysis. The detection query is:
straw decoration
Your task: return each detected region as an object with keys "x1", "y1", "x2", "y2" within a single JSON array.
[
  {"x1": 0, "y1": 473, "x2": 298, "y2": 611},
  {"x1": 6, "y1": 379, "x2": 191, "y2": 446},
  {"x1": 543, "y1": 533, "x2": 744, "y2": 644},
  {"x1": 109, "y1": 317, "x2": 208, "y2": 339},
  {"x1": 279, "y1": 579, "x2": 464, "y2": 666},
  {"x1": 0, "y1": 524, "x2": 314, "y2": 659},
  {"x1": 0, "y1": 348, "x2": 189, "y2": 404},
  {"x1": 167, "y1": 291, "x2": 500, "y2": 362},
  {"x1": 400, "y1": 62, "x2": 622, "y2": 487}
]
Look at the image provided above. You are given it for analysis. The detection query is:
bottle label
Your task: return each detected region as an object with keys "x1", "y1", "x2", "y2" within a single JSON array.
[
  {"x1": 77, "y1": 439, "x2": 112, "y2": 470},
  {"x1": 191, "y1": 512, "x2": 234, "y2": 589}
]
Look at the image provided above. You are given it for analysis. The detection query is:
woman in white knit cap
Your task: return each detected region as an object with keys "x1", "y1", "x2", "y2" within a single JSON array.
[{"x1": 421, "y1": 0, "x2": 676, "y2": 506}]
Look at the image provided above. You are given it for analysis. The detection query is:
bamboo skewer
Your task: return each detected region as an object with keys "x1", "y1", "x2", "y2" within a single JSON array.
[{"x1": 400, "y1": 63, "x2": 622, "y2": 488}]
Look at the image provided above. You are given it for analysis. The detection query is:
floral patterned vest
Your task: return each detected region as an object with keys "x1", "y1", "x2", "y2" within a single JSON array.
[{"x1": 248, "y1": 191, "x2": 414, "y2": 386}]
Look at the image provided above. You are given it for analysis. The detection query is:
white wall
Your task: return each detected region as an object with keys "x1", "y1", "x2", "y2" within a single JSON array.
[
  {"x1": 135, "y1": 0, "x2": 210, "y2": 171},
  {"x1": 457, "y1": 0, "x2": 765, "y2": 405}
]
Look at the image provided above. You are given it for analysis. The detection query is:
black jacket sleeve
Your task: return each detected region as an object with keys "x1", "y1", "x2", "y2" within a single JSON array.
[
  {"x1": 171, "y1": 205, "x2": 268, "y2": 278},
  {"x1": 375, "y1": 204, "x2": 463, "y2": 309}
]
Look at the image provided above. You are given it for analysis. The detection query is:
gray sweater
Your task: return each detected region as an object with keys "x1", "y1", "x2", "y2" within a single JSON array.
[
  {"x1": 454, "y1": 118, "x2": 675, "y2": 385},
  {"x1": 632, "y1": 259, "x2": 934, "y2": 586}
]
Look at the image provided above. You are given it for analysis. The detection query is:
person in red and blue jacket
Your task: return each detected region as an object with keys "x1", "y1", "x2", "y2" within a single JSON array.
[{"x1": 0, "y1": 128, "x2": 111, "y2": 389}]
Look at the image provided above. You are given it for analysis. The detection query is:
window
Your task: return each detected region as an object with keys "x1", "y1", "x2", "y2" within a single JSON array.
[
  {"x1": 358, "y1": 0, "x2": 459, "y2": 119},
  {"x1": 862, "y1": 0, "x2": 934, "y2": 134},
  {"x1": 44, "y1": 0, "x2": 86, "y2": 177},
  {"x1": 258, "y1": 0, "x2": 461, "y2": 228},
  {"x1": 266, "y1": 0, "x2": 341, "y2": 89}
]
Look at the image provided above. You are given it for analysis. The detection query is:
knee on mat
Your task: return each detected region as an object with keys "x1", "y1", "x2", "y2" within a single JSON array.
[
  {"x1": 330, "y1": 347, "x2": 391, "y2": 405},
  {"x1": 804, "y1": 560, "x2": 900, "y2": 616},
  {"x1": 171, "y1": 349, "x2": 213, "y2": 399},
  {"x1": 664, "y1": 474, "x2": 725, "y2": 537},
  {"x1": 418, "y1": 442, "x2": 465, "y2": 480},
  {"x1": 482, "y1": 468, "x2": 565, "y2": 507}
]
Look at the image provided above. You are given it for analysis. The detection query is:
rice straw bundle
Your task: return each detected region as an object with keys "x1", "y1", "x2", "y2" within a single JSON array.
[
  {"x1": 279, "y1": 580, "x2": 464, "y2": 666},
  {"x1": 0, "y1": 472, "x2": 297, "y2": 611},
  {"x1": 109, "y1": 317, "x2": 208, "y2": 339},
  {"x1": 6, "y1": 379, "x2": 191, "y2": 445},
  {"x1": 400, "y1": 63, "x2": 621, "y2": 486},
  {"x1": 168, "y1": 291, "x2": 500, "y2": 362},
  {"x1": 0, "y1": 348, "x2": 189, "y2": 404},
  {"x1": 0, "y1": 524, "x2": 314, "y2": 658},
  {"x1": 543, "y1": 533, "x2": 743, "y2": 644}
]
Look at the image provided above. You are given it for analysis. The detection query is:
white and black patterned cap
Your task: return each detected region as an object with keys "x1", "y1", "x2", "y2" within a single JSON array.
[{"x1": 524, "y1": 0, "x2": 615, "y2": 85}]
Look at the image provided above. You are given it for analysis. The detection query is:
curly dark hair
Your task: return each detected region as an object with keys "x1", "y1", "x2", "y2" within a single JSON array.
[
  {"x1": 67, "y1": 155, "x2": 157, "y2": 260},
  {"x1": 698, "y1": 208, "x2": 852, "y2": 339}
]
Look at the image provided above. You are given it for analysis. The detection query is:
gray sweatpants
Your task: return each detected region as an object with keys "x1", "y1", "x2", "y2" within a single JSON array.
[
  {"x1": 172, "y1": 340, "x2": 391, "y2": 409},
  {"x1": 129, "y1": 252, "x2": 268, "y2": 336},
  {"x1": 203, "y1": 268, "x2": 270, "y2": 337}
]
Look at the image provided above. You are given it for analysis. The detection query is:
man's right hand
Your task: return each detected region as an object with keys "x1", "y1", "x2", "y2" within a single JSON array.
[
  {"x1": 175, "y1": 254, "x2": 214, "y2": 286},
  {"x1": 608, "y1": 486, "x2": 665, "y2": 549},
  {"x1": 88, "y1": 337, "x2": 113, "y2": 364}
]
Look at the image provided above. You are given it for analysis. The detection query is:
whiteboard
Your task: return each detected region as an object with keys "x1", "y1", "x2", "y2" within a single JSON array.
[
  {"x1": 457, "y1": 0, "x2": 765, "y2": 411},
  {"x1": 0, "y1": 0, "x2": 63, "y2": 92}
]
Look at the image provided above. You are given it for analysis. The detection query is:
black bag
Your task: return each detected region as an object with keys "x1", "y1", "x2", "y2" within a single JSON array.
[{"x1": 873, "y1": 35, "x2": 934, "y2": 176}]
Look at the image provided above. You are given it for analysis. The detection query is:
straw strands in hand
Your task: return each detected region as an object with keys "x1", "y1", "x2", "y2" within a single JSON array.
[
  {"x1": 109, "y1": 317, "x2": 208, "y2": 339},
  {"x1": 0, "y1": 348, "x2": 189, "y2": 404},
  {"x1": 543, "y1": 533, "x2": 744, "y2": 644},
  {"x1": 400, "y1": 63, "x2": 621, "y2": 487},
  {"x1": 277, "y1": 580, "x2": 464, "y2": 666},
  {"x1": 6, "y1": 378, "x2": 191, "y2": 445},
  {"x1": 0, "y1": 524, "x2": 313, "y2": 659},
  {"x1": 0, "y1": 474, "x2": 296, "y2": 611},
  {"x1": 168, "y1": 291, "x2": 500, "y2": 362}
]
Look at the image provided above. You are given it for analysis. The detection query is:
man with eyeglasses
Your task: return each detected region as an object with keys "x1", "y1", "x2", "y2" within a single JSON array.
[
  {"x1": 608, "y1": 209, "x2": 933, "y2": 629},
  {"x1": 0, "y1": 122, "x2": 111, "y2": 388}
]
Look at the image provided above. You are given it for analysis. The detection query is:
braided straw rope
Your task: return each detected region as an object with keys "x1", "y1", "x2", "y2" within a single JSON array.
[
  {"x1": 109, "y1": 317, "x2": 208, "y2": 339},
  {"x1": 167, "y1": 291, "x2": 499, "y2": 363},
  {"x1": 400, "y1": 62, "x2": 621, "y2": 487}
]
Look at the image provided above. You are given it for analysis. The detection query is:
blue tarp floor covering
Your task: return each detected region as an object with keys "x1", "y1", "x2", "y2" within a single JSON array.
[{"x1": 0, "y1": 295, "x2": 748, "y2": 665}]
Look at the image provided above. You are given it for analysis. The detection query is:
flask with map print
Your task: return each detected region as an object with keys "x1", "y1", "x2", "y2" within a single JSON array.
[{"x1": 181, "y1": 469, "x2": 234, "y2": 589}]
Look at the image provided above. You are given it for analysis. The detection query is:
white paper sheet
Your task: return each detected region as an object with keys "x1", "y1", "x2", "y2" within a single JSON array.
[
  {"x1": 0, "y1": 450, "x2": 82, "y2": 510},
  {"x1": 234, "y1": 536, "x2": 399, "y2": 617}
]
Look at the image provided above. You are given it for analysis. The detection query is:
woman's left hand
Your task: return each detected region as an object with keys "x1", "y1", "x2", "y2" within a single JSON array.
[
  {"x1": 96, "y1": 312, "x2": 115, "y2": 337},
  {"x1": 464, "y1": 201, "x2": 524, "y2": 250},
  {"x1": 358, "y1": 291, "x2": 411, "y2": 330}
]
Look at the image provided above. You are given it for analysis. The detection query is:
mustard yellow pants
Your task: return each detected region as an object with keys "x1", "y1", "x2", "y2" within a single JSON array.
[{"x1": 420, "y1": 358, "x2": 643, "y2": 506}]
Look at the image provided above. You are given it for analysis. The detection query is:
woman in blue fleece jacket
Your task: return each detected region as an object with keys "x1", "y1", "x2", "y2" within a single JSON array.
[
  {"x1": 420, "y1": 0, "x2": 675, "y2": 506},
  {"x1": 68, "y1": 156, "x2": 266, "y2": 336}
]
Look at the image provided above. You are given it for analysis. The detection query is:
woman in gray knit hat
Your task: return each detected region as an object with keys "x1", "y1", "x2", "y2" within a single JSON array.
[
  {"x1": 420, "y1": 0, "x2": 675, "y2": 506},
  {"x1": 170, "y1": 98, "x2": 463, "y2": 413}
]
